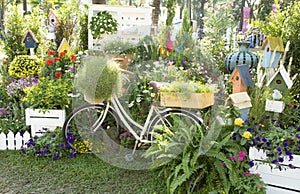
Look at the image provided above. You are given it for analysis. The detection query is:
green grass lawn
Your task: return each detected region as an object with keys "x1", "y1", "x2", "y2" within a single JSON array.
[{"x1": 0, "y1": 150, "x2": 166, "y2": 193}]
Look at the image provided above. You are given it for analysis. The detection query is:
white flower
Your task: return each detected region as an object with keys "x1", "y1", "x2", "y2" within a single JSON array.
[
  {"x1": 136, "y1": 96, "x2": 142, "y2": 103},
  {"x1": 142, "y1": 90, "x2": 149, "y2": 94},
  {"x1": 150, "y1": 93, "x2": 156, "y2": 98},
  {"x1": 128, "y1": 101, "x2": 134, "y2": 108}
]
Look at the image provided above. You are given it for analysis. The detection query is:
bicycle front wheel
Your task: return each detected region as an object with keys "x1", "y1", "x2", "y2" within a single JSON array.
[
  {"x1": 147, "y1": 109, "x2": 203, "y2": 142},
  {"x1": 62, "y1": 104, "x2": 120, "y2": 152}
]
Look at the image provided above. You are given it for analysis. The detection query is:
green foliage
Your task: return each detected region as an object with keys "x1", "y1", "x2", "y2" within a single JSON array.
[
  {"x1": 55, "y1": 0, "x2": 80, "y2": 48},
  {"x1": 174, "y1": 8, "x2": 196, "y2": 61},
  {"x1": 22, "y1": 77, "x2": 73, "y2": 110},
  {"x1": 160, "y1": 81, "x2": 213, "y2": 93},
  {"x1": 89, "y1": 11, "x2": 118, "y2": 39},
  {"x1": 78, "y1": 6, "x2": 89, "y2": 51},
  {"x1": 166, "y1": 0, "x2": 176, "y2": 26},
  {"x1": 102, "y1": 38, "x2": 137, "y2": 55},
  {"x1": 1, "y1": 5, "x2": 26, "y2": 61},
  {"x1": 201, "y1": 2, "x2": 236, "y2": 72},
  {"x1": 76, "y1": 56, "x2": 121, "y2": 101},
  {"x1": 8, "y1": 55, "x2": 43, "y2": 78}
]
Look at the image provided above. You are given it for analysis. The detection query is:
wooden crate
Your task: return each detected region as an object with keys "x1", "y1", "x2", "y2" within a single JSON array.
[
  {"x1": 25, "y1": 108, "x2": 66, "y2": 137},
  {"x1": 160, "y1": 92, "x2": 214, "y2": 109},
  {"x1": 249, "y1": 147, "x2": 300, "y2": 193}
]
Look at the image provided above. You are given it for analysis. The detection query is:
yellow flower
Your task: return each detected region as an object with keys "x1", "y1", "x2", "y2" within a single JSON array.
[
  {"x1": 234, "y1": 118, "x2": 244, "y2": 127},
  {"x1": 242, "y1": 131, "x2": 252, "y2": 140}
]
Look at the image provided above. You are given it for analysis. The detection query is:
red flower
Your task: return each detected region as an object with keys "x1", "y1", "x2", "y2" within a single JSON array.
[
  {"x1": 48, "y1": 50, "x2": 55, "y2": 55},
  {"x1": 59, "y1": 52, "x2": 65, "y2": 57},
  {"x1": 46, "y1": 59, "x2": 53, "y2": 65},
  {"x1": 70, "y1": 55, "x2": 76, "y2": 62},
  {"x1": 55, "y1": 71, "x2": 62, "y2": 78},
  {"x1": 54, "y1": 57, "x2": 59, "y2": 63}
]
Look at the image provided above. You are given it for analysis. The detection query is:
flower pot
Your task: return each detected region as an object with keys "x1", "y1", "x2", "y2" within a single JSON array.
[
  {"x1": 160, "y1": 92, "x2": 214, "y2": 109},
  {"x1": 249, "y1": 147, "x2": 300, "y2": 193},
  {"x1": 25, "y1": 108, "x2": 66, "y2": 137}
]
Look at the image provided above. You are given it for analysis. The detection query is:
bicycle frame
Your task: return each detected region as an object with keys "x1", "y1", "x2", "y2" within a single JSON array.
[{"x1": 109, "y1": 95, "x2": 166, "y2": 143}]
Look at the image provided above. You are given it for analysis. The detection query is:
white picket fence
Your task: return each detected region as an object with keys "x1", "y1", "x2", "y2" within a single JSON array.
[{"x1": 0, "y1": 131, "x2": 30, "y2": 150}]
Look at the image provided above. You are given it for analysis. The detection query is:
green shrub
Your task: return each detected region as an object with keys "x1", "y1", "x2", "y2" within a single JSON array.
[{"x1": 8, "y1": 55, "x2": 43, "y2": 78}]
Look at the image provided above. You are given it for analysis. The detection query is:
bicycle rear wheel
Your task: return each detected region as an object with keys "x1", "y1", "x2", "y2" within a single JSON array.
[
  {"x1": 62, "y1": 104, "x2": 120, "y2": 152},
  {"x1": 147, "y1": 109, "x2": 203, "y2": 142}
]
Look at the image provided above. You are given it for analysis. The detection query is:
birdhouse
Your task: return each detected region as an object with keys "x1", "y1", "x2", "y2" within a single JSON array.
[
  {"x1": 227, "y1": 92, "x2": 252, "y2": 121},
  {"x1": 266, "y1": 66, "x2": 293, "y2": 92},
  {"x1": 57, "y1": 38, "x2": 72, "y2": 56},
  {"x1": 229, "y1": 64, "x2": 253, "y2": 94},
  {"x1": 261, "y1": 37, "x2": 284, "y2": 68},
  {"x1": 49, "y1": 10, "x2": 58, "y2": 26},
  {"x1": 22, "y1": 30, "x2": 38, "y2": 49}
]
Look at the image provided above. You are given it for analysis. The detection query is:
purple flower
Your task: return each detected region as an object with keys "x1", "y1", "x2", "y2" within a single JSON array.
[
  {"x1": 276, "y1": 147, "x2": 282, "y2": 154},
  {"x1": 42, "y1": 128, "x2": 48, "y2": 131},
  {"x1": 271, "y1": 159, "x2": 278, "y2": 164},
  {"x1": 279, "y1": 165, "x2": 282, "y2": 171},
  {"x1": 283, "y1": 140, "x2": 288, "y2": 147},
  {"x1": 244, "y1": 171, "x2": 251, "y2": 176},
  {"x1": 286, "y1": 150, "x2": 292, "y2": 156},
  {"x1": 296, "y1": 134, "x2": 300, "y2": 139},
  {"x1": 266, "y1": 153, "x2": 274, "y2": 157},
  {"x1": 238, "y1": 151, "x2": 247, "y2": 157},
  {"x1": 53, "y1": 156, "x2": 57, "y2": 161},
  {"x1": 247, "y1": 127, "x2": 253, "y2": 131},
  {"x1": 20, "y1": 132, "x2": 24, "y2": 137},
  {"x1": 21, "y1": 149, "x2": 26, "y2": 154},
  {"x1": 248, "y1": 160, "x2": 254, "y2": 167},
  {"x1": 262, "y1": 138, "x2": 267, "y2": 143},
  {"x1": 232, "y1": 133, "x2": 237, "y2": 140},
  {"x1": 52, "y1": 134, "x2": 56, "y2": 138},
  {"x1": 60, "y1": 144, "x2": 65, "y2": 148},
  {"x1": 266, "y1": 142, "x2": 271, "y2": 148},
  {"x1": 278, "y1": 157, "x2": 284, "y2": 162},
  {"x1": 266, "y1": 115, "x2": 270, "y2": 119},
  {"x1": 69, "y1": 153, "x2": 75, "y2": 158},
  {"x1": 255, "y1": 137, "x2": 261, "y2": 141}
]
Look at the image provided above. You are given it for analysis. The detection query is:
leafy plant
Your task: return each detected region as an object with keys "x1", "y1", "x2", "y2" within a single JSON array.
[
  {"x1": 89, "y1": 11, "x2": 118, "y2": 39},
  {"x1": 160, "y1": 81, "x2": 214, "y2": 94},
  {"x1": 40, "y1": 50, "x2": 78, "y2": 80},
  {"x1": 22, "y1": 77, "x2": 73, "y2": 110},
  {"x1": 8, "y1": 55, "x2": 43, "y2": 78},
  {"x1": 21, "y1": 128, "x2": 76, "y2": 160}
]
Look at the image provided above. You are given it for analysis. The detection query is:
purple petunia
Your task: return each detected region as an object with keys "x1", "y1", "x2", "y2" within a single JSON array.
[
  {"x1": 283, "y1": 140, "x2": 288, "y2": 147},
  {"x1": 262, "y1": 138, "x2": 267, "y2": 143},
  {"x1": 296, "y1": 134, "x2": 300, "y2": 139},
  {"x1": 248, "y1": 160, "x2": 254, "y2": 167},
  {"x1": 278, "y1": 157, "x2": 284, "y2": 163}
]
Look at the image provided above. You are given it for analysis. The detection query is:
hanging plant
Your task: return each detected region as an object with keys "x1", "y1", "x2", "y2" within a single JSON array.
[{"x1": 89, "y1": 11, "x2": 118, "y2": 39}]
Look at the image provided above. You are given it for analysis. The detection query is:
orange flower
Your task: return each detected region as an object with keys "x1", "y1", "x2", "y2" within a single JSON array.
[
  {"x1": 54, "y1": 57, "x2": 59, "y2": 63},
  {"x1": 47, "y1": 50, "x2": 54, "y2": 55},
  {"x1": 70, "y1": 55, "x2": 76, "y2": 62},
  {"x1": 55, "y1": 71, "x2": 62, "y2": 78},
  {"x1": 59, "y1": 52, "x2": 65, "y2": 57},
  {"x1": 45, "y1": 59, "x2": 53, "y2": 65}
]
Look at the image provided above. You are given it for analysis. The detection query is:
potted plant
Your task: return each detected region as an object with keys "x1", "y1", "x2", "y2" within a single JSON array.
[
  {"x1": 22, "y1": 78, "x2": 72, "y2": 136},
  {"x1": 75, "y1": 56, "x2": 121, "y2": 104},
  {"x1": 159, "y1": 80, "x2": 215, "y2": 109}
]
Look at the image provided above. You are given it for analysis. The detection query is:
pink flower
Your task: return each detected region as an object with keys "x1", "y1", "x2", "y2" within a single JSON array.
[
  {"x1": 121, "y1": 87, "x2": 127, "y2": 92},
  {"x1": 188, "y1": 71, "x2": 192, "y2": 75},
  {"x1": 238, "y1": 151, "x2": 247, "y2": 157},
  {"x1": 238, "y1": 156, "x2": 244, "y2": 162},
  {"x1": 228, "y1": 155, "x2": 236, "y2": 161},
  {"x1": 244, "y1": 171, "x2": 251, "y2": 176},
  {"x1": 126, "y1": 137, "x2": 131, "y2": 141},
  {"x1": 221, "y1": 162, "x2": 226, "y2": 167}
]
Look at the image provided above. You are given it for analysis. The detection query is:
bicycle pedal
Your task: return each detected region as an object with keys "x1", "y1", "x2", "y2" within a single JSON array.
[{"x1": 125, "y1": 154, "x2": 134, "y2": 162}]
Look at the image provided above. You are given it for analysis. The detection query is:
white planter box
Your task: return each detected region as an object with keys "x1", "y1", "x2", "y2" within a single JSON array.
[
  {"x1": 25, "y1": 108, "x2": 66, "y2": 137},
  {"x1": 265, "y1": 100, "x2": 285, "y2": 113},
  {"x1": 249, "y1": 147, "x2": 300, "y2": 193}
]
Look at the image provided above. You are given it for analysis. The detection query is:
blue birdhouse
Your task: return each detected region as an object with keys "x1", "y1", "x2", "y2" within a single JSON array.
[
  {"x1": 22, "y1": 30, "x2": 38, "y2": 49},
  {"x1": 261, "y1": 37, "x2": 284, "y2": 68},
  {"x1": 227, "y1": 92, "x2": 252, "y2": 121}
]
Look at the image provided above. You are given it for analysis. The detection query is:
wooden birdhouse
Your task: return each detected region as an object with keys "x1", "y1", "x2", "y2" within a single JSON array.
[
  {"x1": 229, "y1": 64, "x2": 253, "y2": 94},
  {"x1": 266, "y1": 66, "x2": 293, "y2": 92},
  {"x1": 22, "y1": 30, "x2": 38, "y2": 49},
  {"x1": 49, "y1": 10, "x2": 58, "y2": 26},
  {"x1": 261, "y1": 37, "x2": 284, "y2": 68},
  {"x1": 227, "y1": 92, "x2": 252, "y2": 121},
  {"x1": 57, "y1": 38, "x2": 72, "y2": 56}
]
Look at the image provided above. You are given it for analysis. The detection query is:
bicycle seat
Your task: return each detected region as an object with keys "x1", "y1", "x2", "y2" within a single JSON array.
[{"x1": 149, "y1": 81, "x2": 170, "y2": 92}]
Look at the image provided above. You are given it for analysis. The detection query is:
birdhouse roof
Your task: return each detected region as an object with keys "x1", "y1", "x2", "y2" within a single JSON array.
[
  {"x1": 48, "y1": 10, "x2": 58, "y2": 18},
  {"x1": 261, "y1": 37, "x2": 284, "y2": 52},
  {"x1": 266, "y1": 66, "x2": 293, "y2": 89},
  {"x1": 228, "y1": 92, "x2": 252, "y2": 109},
  {"x1": 21, "y1": 30, "x2": 38, "y2": 43},
  {"x1": 229, "y1": 64, "x2": 253, "y2": 86},
  {"x1": 57, "y1": 38, "x2": 72, "y2": 55}
]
